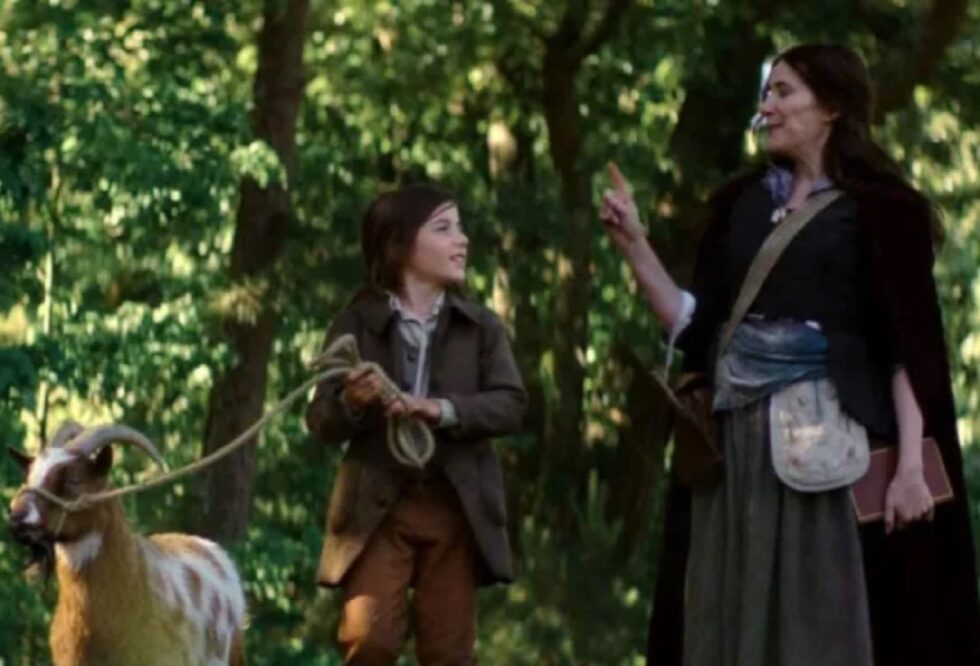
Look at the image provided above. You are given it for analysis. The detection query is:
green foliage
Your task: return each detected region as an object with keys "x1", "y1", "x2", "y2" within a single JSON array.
[
  {"x1": 475, "y1": 474, "x2": 657, "y2": 665},
  {"x1": 2, "y1": 1, "x2": 980, "y2": 663},
  {"x1": 0, "y1": 448, "x2": 49, "y2": 659},
  {"x1": 0, "y1": 227, "x2": 44, "y2": 311}
]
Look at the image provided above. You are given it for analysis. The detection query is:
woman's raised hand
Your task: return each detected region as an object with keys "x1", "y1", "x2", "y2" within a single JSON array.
[
  {"x1": 597, "y1": 162, "x2": 684, "y2": 331},
  {"x1": 600, "y1": 162, "x2": 647, "y2": 250}
]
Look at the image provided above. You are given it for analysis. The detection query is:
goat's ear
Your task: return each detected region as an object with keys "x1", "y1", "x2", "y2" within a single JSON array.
[
  {"x1": 7, "y1": 447, "x2": 33, "y2": 474},
  {"x1": 91, "y1": 446, "x2": 113, "y2": 477}
]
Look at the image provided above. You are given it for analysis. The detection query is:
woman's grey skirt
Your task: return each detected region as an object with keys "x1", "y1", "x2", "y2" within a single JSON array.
[{"x1": 683, "y1": 398, "x2": 874, "y2": 666}]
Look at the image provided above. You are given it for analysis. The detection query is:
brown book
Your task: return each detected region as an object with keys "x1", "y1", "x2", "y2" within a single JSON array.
[{"x1": 850, "y1": 437, "x2": 954, "y2": 524}]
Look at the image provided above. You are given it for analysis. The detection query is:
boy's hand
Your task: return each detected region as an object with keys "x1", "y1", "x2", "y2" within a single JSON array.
[
  {"x1": 384, "y1": 395, "x2": 442, "y2": 425},
  {"x1": 342, "y1": 367, "x2": 387, "y2": 411}
]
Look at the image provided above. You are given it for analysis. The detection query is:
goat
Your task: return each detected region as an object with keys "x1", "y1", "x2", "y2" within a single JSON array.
[{"x1": 8, "y1": 421, "x2": 247, "y2": 666}]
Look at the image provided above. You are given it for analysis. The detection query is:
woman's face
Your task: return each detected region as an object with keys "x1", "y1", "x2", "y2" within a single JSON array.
[
  {"x1": 404, "y1": 202, "x2": 468, "y2": 288},
  {"x1": 759, "y1": 61, "x2": 837, "y2": 164}
]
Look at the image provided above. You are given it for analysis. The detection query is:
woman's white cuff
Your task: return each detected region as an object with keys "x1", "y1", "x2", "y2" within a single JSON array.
[{"x1": 665, "y1": 291, "x2": 697, "y2": 369}]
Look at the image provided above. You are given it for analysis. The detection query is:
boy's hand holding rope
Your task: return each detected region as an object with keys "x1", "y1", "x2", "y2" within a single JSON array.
[
  {"x1": 18, "y1": 334, "x2": 435, "y2": 514},
  {"x1": 308, "y1": 333, "x2": 436, "y2": 469}
]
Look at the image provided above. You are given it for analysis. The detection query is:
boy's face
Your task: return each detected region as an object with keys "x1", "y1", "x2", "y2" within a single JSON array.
[{"x1": 405, "y1": 202, "x2": 468, "y2": 287}]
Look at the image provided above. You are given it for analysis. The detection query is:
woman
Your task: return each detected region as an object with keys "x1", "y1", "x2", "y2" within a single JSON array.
[
  {"x1": 305, "y1": 184, "x2": 527, "y2": 665},
  {"x1": 601, "y1": 44, "x2": 980, "y2": 666}
]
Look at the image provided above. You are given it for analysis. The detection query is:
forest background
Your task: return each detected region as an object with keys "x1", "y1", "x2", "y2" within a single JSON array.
[{"x1": 2, "y1": 0, "x2": 979, "y2": 663}]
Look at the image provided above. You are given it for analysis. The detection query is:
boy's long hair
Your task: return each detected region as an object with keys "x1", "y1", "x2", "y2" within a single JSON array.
[{"x1": 361, "y1": 184, "x2": 456, "y2": 293}]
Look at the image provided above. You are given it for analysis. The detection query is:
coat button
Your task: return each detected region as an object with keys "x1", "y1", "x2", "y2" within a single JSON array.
[
  {"x1": 407, "y1": 350, "x2": 418, "y2": 362},
  {"x1": 376, "y1": 495, "x2": 391, "y2": 508}
]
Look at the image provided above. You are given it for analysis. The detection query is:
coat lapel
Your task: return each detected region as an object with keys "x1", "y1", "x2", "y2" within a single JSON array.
[
  {"x1": 350, "y1": 289, "x2": 403, "y2": 389},
  {"x1": 430, "y1": 292, "x2": 482, "y2": 391}
]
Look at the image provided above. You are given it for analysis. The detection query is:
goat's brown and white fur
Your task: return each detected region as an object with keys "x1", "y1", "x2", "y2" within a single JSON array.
[{"x1": 9, "y1": 423, "x2": 246, "y2": 666}]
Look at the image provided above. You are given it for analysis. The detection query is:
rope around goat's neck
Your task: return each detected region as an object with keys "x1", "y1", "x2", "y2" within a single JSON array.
[{"x1": 17, "y1": 334, "x2": 435, "y2": 513}]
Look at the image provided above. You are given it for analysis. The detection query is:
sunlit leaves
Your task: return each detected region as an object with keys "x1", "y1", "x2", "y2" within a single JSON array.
[
  {"x1": 2, "y1": 0, "x2": 980, "y2": 663},
  {"x1": 231, "y1": 140, "x2": 288, "y2": 188}
]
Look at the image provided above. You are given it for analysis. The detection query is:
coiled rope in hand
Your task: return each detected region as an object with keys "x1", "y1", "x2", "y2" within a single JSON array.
[{"x1": 310, "y1": 333, "x2": 435, "y2": 468}]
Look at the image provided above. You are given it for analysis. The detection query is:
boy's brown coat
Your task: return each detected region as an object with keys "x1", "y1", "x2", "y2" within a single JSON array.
[{"x1": 306, "y1": 289, "x2": 527, "y2": 586}]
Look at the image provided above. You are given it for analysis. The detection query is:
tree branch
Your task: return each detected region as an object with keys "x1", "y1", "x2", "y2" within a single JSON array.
[
  {"x1": 553, "y1": 0, "x2": 590, "y2": 48},
  {"x1": 872, "y1": 0, "x2": 968, "y2": 120},
  {"x1": 497, "y1": 47, "x2": 540, "y2": 102},
  {"x1": 493, "y1": 0, "x2": 551, "y2": 40},
  {"x1": 579, "y1": 0, "x2": 633, "y2": 59},
  {"x1": 852, "y1": 0, "x2": 904, "y2": 42}
]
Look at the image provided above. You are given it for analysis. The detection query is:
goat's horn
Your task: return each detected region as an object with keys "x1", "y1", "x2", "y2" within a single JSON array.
[
  {"x1": 66, "y1": 424, "x2": 166, "y2": 469},
  {"x1": 47, "y1": 420, "x2": 85, "y2": 449}
]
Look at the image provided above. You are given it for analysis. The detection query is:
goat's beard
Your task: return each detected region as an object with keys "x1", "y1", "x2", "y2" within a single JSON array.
[
  {"x1": 27, "y1": 539, "x2": 55, "y2": 581},
  {"x1": 13, "y1": 532, "x2": 56, "y2": 581}
]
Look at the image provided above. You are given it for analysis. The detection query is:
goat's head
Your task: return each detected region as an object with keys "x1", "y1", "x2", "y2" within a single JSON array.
[{"x1": 7, "y1": 421, "x2": 165, "y2": 575}]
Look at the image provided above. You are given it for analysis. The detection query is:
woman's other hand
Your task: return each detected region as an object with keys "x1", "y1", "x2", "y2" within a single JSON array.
[
  {"x1": 600, "y1": 162, "x2": 647, "y2": 250},
  {"x1": 884, "y1": 467, "x2": 935, "y2": 535}
]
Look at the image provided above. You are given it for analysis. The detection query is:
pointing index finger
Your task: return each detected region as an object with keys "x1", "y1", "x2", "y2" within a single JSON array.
[{"x1": 607, "y1": 161, "x2": 631, "y2": 197}]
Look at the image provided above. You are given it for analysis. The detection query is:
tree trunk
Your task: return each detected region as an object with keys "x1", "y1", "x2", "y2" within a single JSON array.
[
  {"x1": 539, "y1": 40, "x2": 591, "y2": 509},
  {"x1": 604, "y1": 342, "x2": 671, "y2": 562},
  {"x1": 871, "y1": 0, "x2": 968, "y2": 119},
  {"x1": 485, "y1": 113, "x2": 546, "y2": 555},
  {"x1": 527, "y1": 0, "x2": 633, "y2": 533},
  {"x1": 196, "y1": 0, "x2": 309, "y2": 542}
]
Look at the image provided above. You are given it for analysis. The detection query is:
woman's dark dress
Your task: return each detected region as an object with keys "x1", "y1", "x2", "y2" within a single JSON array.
[{"x1": 648, "y1": 173, "x2": 980, "y2": 666}]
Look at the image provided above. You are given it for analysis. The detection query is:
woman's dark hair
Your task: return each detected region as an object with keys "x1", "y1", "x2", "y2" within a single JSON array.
[
  {"x1": 771, "y1": 43, "x2": 942, "y2": 241},
  {"x1": 360, "y1": 183, "x2": 456, "y2": 292}
]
